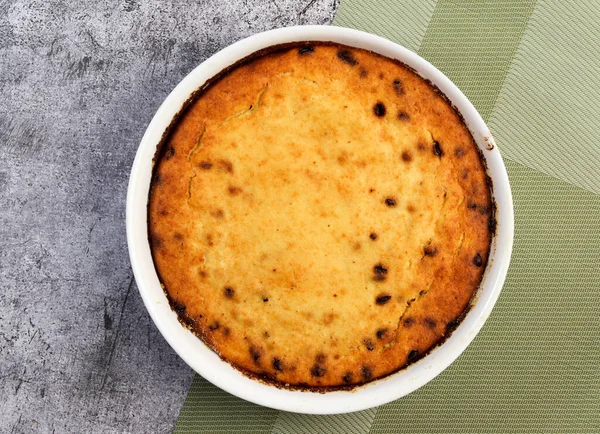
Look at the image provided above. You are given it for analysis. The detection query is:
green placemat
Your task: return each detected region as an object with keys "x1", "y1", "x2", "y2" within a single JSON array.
[{"x1": 175, "y1": 1, "x2": 600, "y2": 432}]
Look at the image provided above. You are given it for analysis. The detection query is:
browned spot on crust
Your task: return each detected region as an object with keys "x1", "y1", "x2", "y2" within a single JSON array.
[
  {"x1": 462, "y1": 169, "x2": 469, "y2": 179},
  {"x1": 273, "y1": 358, "x2": 283, "y2": 371},
  {"x1": 342, "y1": 373, "x2": 353, "y2": 383},
  {"x1": 401, "y1": 151, "x2": 413, "y2": 162},
  {"x1": 359, "y1": 67, "x2": 368, "y2": 78},
  {"x1": 224, "y1": 286, "x2": 235, "y2": 298},
  {"x1": 433, "y1": 140, "x2": 444, "y2": 157},
  {"x1": 473, "y1": 253, "x2": 483, "y2": 267},
  {"x1": 172, "y1": 300, "x2": 186, "y2": 315},
  {"x1": 337, "y1": 50, "x2": 358, "y2": 66},
  {"x1": 223, "y1": 327, "x2": 230, "y2": 336},
  {"x1": 385, "y1": 197, "x2": 397, "y2": 207},
  {"x1": 152, "y1": 173, "x2": 162, "y2": 185},
  {"x1": 199, "y1": 161, "x2": 212, "y2": 170},
  {"x1": 407, "y1": 204, "x2": 416, "y2": 213},
  {"x1": 423, "y1": 246, "x2": 438, "y2": 257},
  {"x1": 454, "y1": 148, "x2": 465, "y2": 158},
  {"x1": 467, "y1": 201, "x2": 478, "y2": 210},
  {"x1": 181, "y1": 315, "x2": 195, "y2": 328},
  {"x1": 489, "y1": 215, "x2": 497, "y2": 233},
  {"x1": 417, "y1": 142, "x2": 426, "y2": 151},
  {"x1": 393, "y1": 79, "x2": 404, "y2": 95},
  {"x1": 211, "y1": 209, "x2": 224, "y2": 218},
  {"x1": 262, "y1": 296, "x2": 269, "y2": 302},
  {"x1": 403, "y1": 317, "x2": 414, "y2": 327},
  {"x1": 363, "y1": 338, "x2": 375, "y2": 351},
  {"x1": 376, "y1": 328, "x2": 388, "y2": 339},
  {"x1": 209, "y1": 322, "x2": 220, "y2": 331},
  {"x1": 361, "y1": 366, "x2": 373, "y2": 381},
  {"x1": 407, "y1": 349, "x2": 420, "y2": 364},
  {"x1": 217, "y1": 159, "x2": 233, "y2": 173},
  {"x1": 311, "y1": 364, "x2": 327, "y2": 377},
  {"x1": 446, "y1": 317, "x2": 460, "y2": 333},
  {"x1": 250, "y1": 346, "x2": 262, "y2": 365},
  {"x1": 373, "y1": 102, "x2": 386, "y2": 117},
  {"x1": 228, "y1": 185, "x2": 243, "y2": 196},
  {"x1": 369, "y1": 232, "x2": 378, "y2": 240},
  {"x1": 397, "y1": 111, "x2": 410, "y2": 121},
  {"x1": 353, "y1": 242, "x2": 362, "y2": 251},
  {"x1": 164, "y1": 146, "x2": 175, "y2": 160},
  {"x1": 373, "y1": 263, "x2": 388, "y2": 281},
  {"x1": 376, "y1": 294, "x2": 392, "y2": 305},
  {"x1": 479, "y1": 205, "x2": 490, "y2": 215},
  {"x1": 315, "y1": 353, "x2": 326, "y2": 364},
  {"x1": 323, "y1": 312, "x2": 336, "y2": 325},
  {"x1": 424, "y1": 318, "x2": 437, "y2": 329},
  {"x1": 199, "y1": 270, "x2": 207, "y2": 279},
  {"x1": 173, "y1": 233, "x2": 184, "y2": 241},
  {"x1": 298, "y1": 46, "x2": 314, "y2": 55},
  {"x1": 150, "y1": 234, "x2": 163, "y2": 248}
]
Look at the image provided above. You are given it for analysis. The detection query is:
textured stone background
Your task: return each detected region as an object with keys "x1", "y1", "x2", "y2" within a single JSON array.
[{"x1": 0, "y1": 1, "x2": 337, "y2": 432}]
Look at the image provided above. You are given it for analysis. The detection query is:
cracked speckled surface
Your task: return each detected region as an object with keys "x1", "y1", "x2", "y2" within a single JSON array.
[{"x1": 0, "y1": 1, "x2": 337, "y2": 432}]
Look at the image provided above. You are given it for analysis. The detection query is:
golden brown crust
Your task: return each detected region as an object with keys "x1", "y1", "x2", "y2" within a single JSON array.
[{"x1": 148, "y1": 43, "x2": 493, "y2": 388}]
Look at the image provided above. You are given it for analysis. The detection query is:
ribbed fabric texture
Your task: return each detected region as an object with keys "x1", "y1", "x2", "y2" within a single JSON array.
[
  {"x1": 488, "y1": 0, "x2": 600, "y2": 194},
  {"x1": 175, "y1": 1, "x2": 600, "y2": 432},
  {"x1": 334, "y1": 0, "x2": 438, "y2": 52}
]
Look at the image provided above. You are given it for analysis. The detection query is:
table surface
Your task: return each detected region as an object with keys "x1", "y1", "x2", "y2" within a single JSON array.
[{"x1": 0, "y1": 1, "x2": 337, "y2": 433}]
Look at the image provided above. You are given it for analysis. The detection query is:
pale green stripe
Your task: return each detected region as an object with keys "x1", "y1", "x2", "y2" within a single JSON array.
[
  {"x1": 370, "y1": 158, "x2": 600, "y2": 433},
  {"x1": 271, "y1": 409, "x2": 377, "y2": 434},
  {"x1": 417, "y1": 0, "x2": 536, "y2": 121},
  {"x1": 333, "y1": 0, "x2": 438, "y2": 53},
  {"x1": 174, "y1": 375, "x2": 278, "y2": 433},
  {"x1": 489, "y1": 0, "x2": 600, "y2": 195}
]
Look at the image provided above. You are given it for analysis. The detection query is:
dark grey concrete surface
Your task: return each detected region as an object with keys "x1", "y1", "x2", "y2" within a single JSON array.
[{"x1": 0, "y1": 1, "x2": 337, "y2": 432}]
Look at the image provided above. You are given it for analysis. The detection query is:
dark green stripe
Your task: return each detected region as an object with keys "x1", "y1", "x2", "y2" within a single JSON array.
[
  {"x1": 174, "y1": 375, "x2": 279, "y2": 434},
  {"x1": 271, "y1": 409, "x2": 378, "y2": 434}
]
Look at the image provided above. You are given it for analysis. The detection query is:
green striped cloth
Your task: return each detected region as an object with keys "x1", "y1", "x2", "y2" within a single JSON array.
[{"x1": 175, "y1": 1, "x2": 600, "y2": 432}]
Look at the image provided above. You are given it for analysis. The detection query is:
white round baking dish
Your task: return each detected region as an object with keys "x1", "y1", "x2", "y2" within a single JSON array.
[{"x1": 126, "y1": 25, "x2": 514, "y2": 414}]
